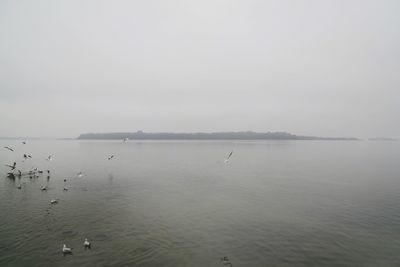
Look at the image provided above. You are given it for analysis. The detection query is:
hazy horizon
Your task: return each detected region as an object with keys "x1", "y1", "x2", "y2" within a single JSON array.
[
  {"x1": 1, "y1": 0, "x2": 399, "y2": 139},
  {"x1": 0, "y1": 130, "x2": 395, "y2": 140}
]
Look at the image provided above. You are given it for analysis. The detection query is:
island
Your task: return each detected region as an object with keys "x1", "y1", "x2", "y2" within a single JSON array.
[{"x1": 77, "y1": 131, "x2": 358, "y2": 141}]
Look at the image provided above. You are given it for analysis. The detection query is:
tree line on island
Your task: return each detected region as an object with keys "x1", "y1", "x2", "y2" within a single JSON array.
[{"x1": 77, "y1": 131, "x2": 358, "y2": 140}]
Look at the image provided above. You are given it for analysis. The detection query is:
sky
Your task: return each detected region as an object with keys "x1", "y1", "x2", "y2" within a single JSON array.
[{"x1": 0, "y1": 0, "x2": 399, "y2": 138}]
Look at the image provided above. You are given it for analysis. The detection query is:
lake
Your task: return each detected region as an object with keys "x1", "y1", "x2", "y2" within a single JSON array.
[{"x1": 1, "y1": 140, "x2": 400, "y2": 266}]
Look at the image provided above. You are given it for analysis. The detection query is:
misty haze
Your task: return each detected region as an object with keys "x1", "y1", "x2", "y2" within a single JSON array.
[{"x1": 1, "y1": 1, "x2": 400, "y2": 266}]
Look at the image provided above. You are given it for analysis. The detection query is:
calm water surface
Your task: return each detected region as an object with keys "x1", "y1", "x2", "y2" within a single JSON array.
[{"x1": 0, "y1": 140, "x2": 400, "y2": 266}]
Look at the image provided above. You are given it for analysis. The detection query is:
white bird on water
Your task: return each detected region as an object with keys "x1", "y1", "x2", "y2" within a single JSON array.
[
  {"x1": 41, "y1": 186, "x2": 47, "y2": 191},
  {"x1": 17, "y1": 184, "x2": 22, "y2": 189},
  {"x1": 224, "y1": 151, "x2": 234, "y2": 163},
  {"x1": 50, "y1": 199, "x2": 58, "y2": 204},
  {"x1": 221, "y1": 256, "x2": 233, "y2": 266},
  {"x1": 62, "y1": 244, "x2": 72, "y2": 255},
  {"x1": 77, "y1": 172, "x2": 85, "y2": 178},
  {"x1": 84, "y1": 238, "x2": 91, "y2": 249}
]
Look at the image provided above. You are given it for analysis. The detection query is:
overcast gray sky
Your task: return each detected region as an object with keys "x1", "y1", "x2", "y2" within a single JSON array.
[{"x1": 0, "y1": 0, "x2": 399, "y2": 138}]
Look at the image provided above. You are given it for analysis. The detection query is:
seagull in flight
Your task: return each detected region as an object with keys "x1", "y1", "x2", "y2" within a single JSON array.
[
  {"x1": 5, "y1": 162, "x2": 16, "y2": 170},
  {"x1": 23, "y1": 154, "x2": 32, "y2": 160},
  {"x1": 224, "y1": 151, "x2": 234, "y2": 163},
  {"x1": 46, "y1": 155, "x2": 53, "y2": 161},
  {"x1": 22, "y1": 141, "x2": 26, "y2": 144},
  {"x1": 123, "y1": 138, "x2": 129, "y2": 142},
  {"x1": 4, "y1": 146, "x2": 14, "y2": 152},
  {"x1": 108, "y1": 155, "x2": 115, "y2": 160}
]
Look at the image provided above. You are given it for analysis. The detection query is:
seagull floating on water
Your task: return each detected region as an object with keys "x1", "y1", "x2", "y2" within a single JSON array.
[
  {"x1": 17, "y1": 184, "x2": 22, "y2": 189},
  {"x1": 224, "y1": 151, "x2": 234, "y2": 163},
  {"x1": 22, "y1": 141, "x2": 26, "y2": 144},
  {"x1": 41, "y1": 186, "x2": 47, "y2": 191},
  {"x1": 123, "y1": 138, "x2": 129, "y2": 142},
  {"x1": 221, "y1": 256, "x2": 233, "y2": 266},
  {"x1": 50, "y1": 199, "x2": 58, "y2": 204},
  {"x1": 4, "y1": 146, "x2": 14, "y2": 152},
  {"x1": 77, "y1": 172, "x2": 85, "y2": 178},
  {"x1": 62, "y1": 244, "x2": 72, "y2": 255},
  {"x1": 84, "y1": 238, "x2": 91, "y2": 249},
  {"x1": 108, "y1": 155, "x2": 114, "y2": 160}
]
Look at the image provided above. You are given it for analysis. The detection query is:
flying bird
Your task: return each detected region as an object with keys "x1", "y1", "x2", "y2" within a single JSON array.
[
  {"x1": 123, "y1": 138, "x2": 129, "y2": 142},
  {"x1": 77, "y1": 172, "x2": 85, "y2": 178},
  {"x1": 5, "y1": 162, "x2": 16, "y2": 170},
  {"x1": 22, "y1": 141, "x2": 26, "y2": 144},
  {"x1": 46, "y1": 155, "x2": 53, "y2": 161},
  {"x1": 4, "y1": 146, "x2": 14, "y2": 152},
  {"x1": 108, "y1": 155, "x2": 115, "y2": 160},
  {"x1": 224, "y1": 151, "x2": 234, "y2": 163},
  {"x1": 23, "y1": 154, "x2": 32, "y2": 160}
]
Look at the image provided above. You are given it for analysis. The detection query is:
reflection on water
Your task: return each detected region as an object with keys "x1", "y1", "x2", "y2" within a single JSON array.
[{"x1": 0, "y1": 140, "x2": 400, "y2": 266}]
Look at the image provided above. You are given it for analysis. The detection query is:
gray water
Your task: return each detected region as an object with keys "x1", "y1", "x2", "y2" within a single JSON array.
[{"x1": 0, "y1": 140, "x2": 400, "y2": 267}]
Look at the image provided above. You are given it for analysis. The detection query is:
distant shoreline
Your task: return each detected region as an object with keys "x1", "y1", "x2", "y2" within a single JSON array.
[
  {"x1": 77, "y1": 131, "x2": 359, "y2": 141},
  {"x1": 2, "y1": 132, "x2": 397, "y2": 141}
]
